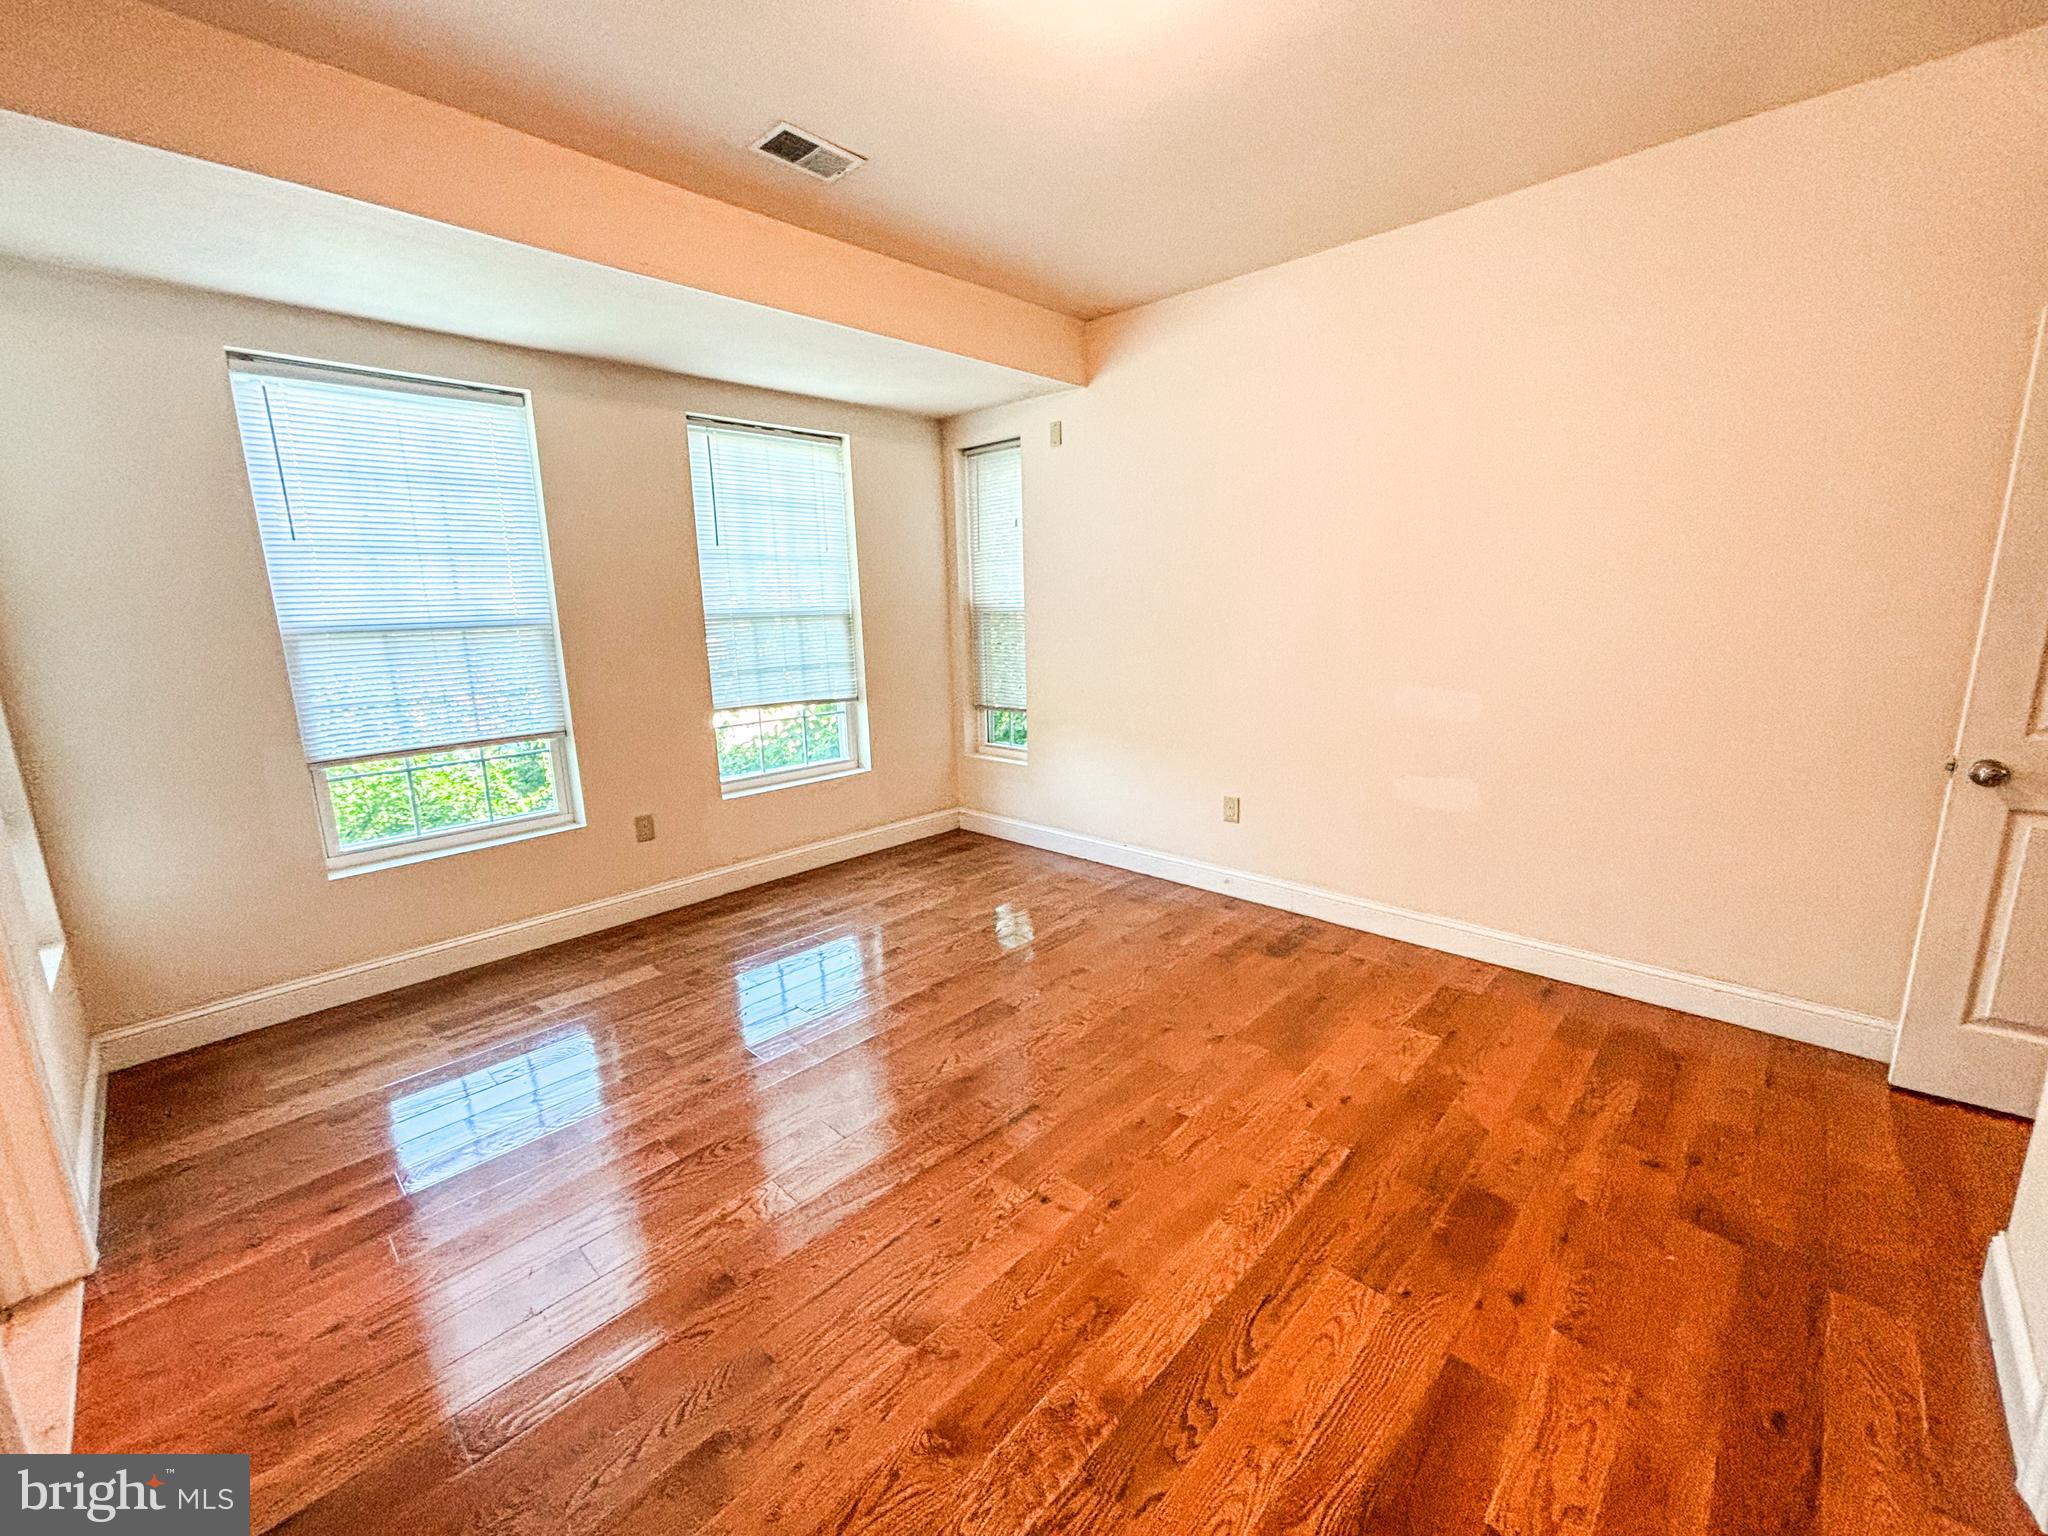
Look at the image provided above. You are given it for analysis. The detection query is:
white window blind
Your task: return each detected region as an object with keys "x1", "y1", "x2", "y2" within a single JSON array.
[
  {"x1": 965, "y1": 441, "x2": 1026, "y2": 712},
  {"x1": 227, "y1": 355, "x2": 571, "y2": 765},
  {"x1": 687, "y1": 418, "x2": 862, "y2": 711}
]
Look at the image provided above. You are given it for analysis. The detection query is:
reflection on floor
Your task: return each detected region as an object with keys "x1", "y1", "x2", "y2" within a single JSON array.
[
  {"x1": 388, "y1": 1028, "x2": 604, "y2": 1194},
  {"x1": 78, "y1": 832, "x2": 2039, "y2": 1534},
  {"x1": 734, "y1": 931, "x2": 874, "y2": 1056},
  {"x1": 993, "y1": 901, "x2": 1035, "y2": 951}
]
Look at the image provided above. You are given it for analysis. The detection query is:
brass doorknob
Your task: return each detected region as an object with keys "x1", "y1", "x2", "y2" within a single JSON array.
[{"x1": 1969, "y1": 759, "x2": 2014, "y2": 788}]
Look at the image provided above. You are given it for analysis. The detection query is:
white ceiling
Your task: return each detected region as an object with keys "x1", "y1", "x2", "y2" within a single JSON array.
[
  {"x1": 144, "y1": 0, "x2": 2048, "y2": 318},
  {"x1": 0, "y1": 112, "x2": 1066, "y2": 417}
]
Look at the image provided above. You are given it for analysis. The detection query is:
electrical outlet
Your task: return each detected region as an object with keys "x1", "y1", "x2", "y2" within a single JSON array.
[
  {"x1": 1222, "y1": 796, "x2": 1240, "y2": 824},
  {"x1": 633, "y1": 814, "x2": 656, "y2": 843}
]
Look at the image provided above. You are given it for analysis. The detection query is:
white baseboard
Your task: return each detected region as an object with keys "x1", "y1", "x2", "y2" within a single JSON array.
[
  {"x1": 96, "y1": 804, "x2": 1901, "y2": 1075},
  {"x1": 1987, "y1": 1234, "x2": 2042, "y2": 1469},
  {"x1": 959, "y1": 810, "x2": 1897, "y2": 1063},
  {"x1": 97, "y1": 810, "x2": 961, "y2": 1071},
  {"x1": 1986, "y1": 1232, "x2": 2048, "y2": 1528}
]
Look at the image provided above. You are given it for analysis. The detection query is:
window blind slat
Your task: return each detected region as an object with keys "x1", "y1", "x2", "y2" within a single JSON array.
[
  {"x1": 965, "y1": 442, "x2": 1027, "y2": 712},
  {"x1": 688, "y1": 421, "x2": 861, "y2": 710},
  {"x1": 228, "y1": 363, "x2": 571, "y2": 763}
]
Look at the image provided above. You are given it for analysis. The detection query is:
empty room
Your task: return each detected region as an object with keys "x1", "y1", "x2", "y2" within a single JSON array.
[{"x1": 6, "y1": 1, "x2": 2048, "y2": 1531}]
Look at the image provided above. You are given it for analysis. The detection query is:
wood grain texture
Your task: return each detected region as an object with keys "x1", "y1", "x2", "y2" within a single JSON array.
[{"x1": 75, "y1": 832, "x2": 2038, "y2": 1534}]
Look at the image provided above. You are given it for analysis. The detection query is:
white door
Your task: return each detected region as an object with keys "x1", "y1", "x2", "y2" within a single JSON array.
[{"x1": 1895, "y1": 311, "x2": 2048, "y2": 1116}]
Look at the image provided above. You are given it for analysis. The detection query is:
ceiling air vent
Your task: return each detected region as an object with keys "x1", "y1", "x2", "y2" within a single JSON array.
[{"x1": 751, "y1": 122, "x2": 865, "y2": 183}]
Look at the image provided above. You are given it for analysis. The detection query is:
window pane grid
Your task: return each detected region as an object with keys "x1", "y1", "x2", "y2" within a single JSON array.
[
  {"x1": 714, "y1": 702, "x2": 852, "y2": 784},
  {"x1": 323, "y1": 736, "x2": 562, "y2": 851},
  {"x1": 982, "y1": 708, "x2": 1028, "y2": 750}
]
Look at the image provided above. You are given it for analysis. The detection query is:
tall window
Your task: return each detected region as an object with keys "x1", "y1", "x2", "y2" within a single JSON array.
[
  {"x1": 687, "y1": 418, "x2": 866, "y2": 791},
  {"x1": 964, "y1": 440, "x2": 1027, "y2": 753},
  {"x1": 228, "y1": 354, "x2": 578, "y2": 869}
]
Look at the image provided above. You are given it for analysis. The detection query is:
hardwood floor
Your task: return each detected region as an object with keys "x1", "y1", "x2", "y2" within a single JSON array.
[{"x1": 80, "y1": 831, "x2": 2037, "y2": 1534}]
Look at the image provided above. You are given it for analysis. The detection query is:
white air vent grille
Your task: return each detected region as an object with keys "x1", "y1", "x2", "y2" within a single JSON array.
[{"x1": 751, "y1": 122, "x2": 865, "y2": 182}]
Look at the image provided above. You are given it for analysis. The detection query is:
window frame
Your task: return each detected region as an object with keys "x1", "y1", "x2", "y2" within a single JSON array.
[
  {"x1": 978, "y1": 706, "x2": 1029, "y2": 759},
  {"x1": 685, "y1": 413, "x2": 874, "y2": 798},
  {"x1": 314, "y1": 732, "x2": 581, "y2": 874},
  {"x1": 226, "y1": 349, "x2": 584, "y2": 874},
  {"x1": 960, "y1": 439, "x2": 1028, "y2": 764}
]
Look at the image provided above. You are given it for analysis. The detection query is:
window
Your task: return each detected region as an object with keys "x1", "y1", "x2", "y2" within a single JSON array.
[
  {"x1": 964, "y1": 440, "x2": 1027, "y2": 755},
  {"x1": 687, "y1": 417, "x2": 866, "y2": 792},
  {"x1": 227, "y1": 353, "x2": 579, "y2": 869}
]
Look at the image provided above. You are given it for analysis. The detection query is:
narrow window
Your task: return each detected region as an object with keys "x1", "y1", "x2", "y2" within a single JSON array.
[
  {"x1": 964, "y1": 440, "x2": 1027, "y2": 755},
  {"x1": 687, "y1": 418, "x2": 867, "y2": 793},
  {"x1": 227, "y1": 354, "x2": 579, "y2": 870}
]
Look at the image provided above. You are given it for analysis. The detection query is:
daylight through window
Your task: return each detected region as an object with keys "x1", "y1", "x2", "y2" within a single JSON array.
[
  {"x1": 227, "y1": 354, "x2": 578, "y2": 866},
  {"x1": 687, "y1": 418, "x2": 867, "y2": 790}
]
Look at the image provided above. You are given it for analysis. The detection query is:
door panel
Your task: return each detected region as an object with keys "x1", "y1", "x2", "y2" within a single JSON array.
[
  {"x1": 1971, "y1": 814, "x2": 2048, "y2": 1030},
  {"x1": 1895, "y1": 310, "x2": 2048, "y2": 1114}
]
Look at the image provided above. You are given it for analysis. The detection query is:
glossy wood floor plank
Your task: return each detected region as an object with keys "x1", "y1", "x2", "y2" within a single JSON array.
[{"x1": 76, "y1": 832, "x2": 2038, "y2": 1534}]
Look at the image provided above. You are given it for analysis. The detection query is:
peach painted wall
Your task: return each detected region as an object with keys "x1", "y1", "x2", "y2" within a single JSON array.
[
  {"x1": 946, "y1": 26, "x2": 2048, "y2": 1024},
  {"x1": 0, "y1": 261, "x2": 960, "y2": 1032},
  {"x1": 0, "y1": 0, "x2": 1086, "y2": 386}
]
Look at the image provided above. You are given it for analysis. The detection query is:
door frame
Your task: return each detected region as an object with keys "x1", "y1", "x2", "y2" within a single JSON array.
[{"x1": 0, "y1": 931, "x2": 94, "y2": 1306}]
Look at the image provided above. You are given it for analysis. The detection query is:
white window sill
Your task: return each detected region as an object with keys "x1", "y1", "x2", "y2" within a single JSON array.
[
  {"x1": 720, "y1": 762, "x2": 870, "y2": 800},
  {"x1": 970, "y1": 747, "x2": 1029, "y2": 766},
  {"x1": 326, "y1": 815, "x2": 583, "y2": 879}
]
